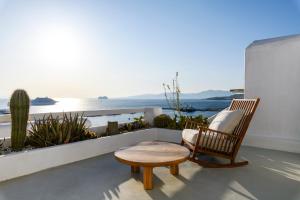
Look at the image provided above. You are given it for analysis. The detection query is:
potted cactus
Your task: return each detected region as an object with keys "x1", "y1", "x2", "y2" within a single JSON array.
[{"x1": 9, "y1": 89, "x2": 30, "y2": 151}]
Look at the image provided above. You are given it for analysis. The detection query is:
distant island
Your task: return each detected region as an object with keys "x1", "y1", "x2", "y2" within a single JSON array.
[
  {"x1": 204, "y1": 93, "x2": 244, "y2": 100},
  {"x1": 125, "y1": 90, "x2": 233, "y2": 99},
  {"x1": 31, "y1": 97, "x2": 57, "y2": 106},
  {"x1": 98, "y1": 96, "x2": 108, "y2": 100}
]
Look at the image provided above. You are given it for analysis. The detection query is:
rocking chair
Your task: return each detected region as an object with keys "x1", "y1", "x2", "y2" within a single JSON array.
[{"x1": 181, "y1": 98, "x2": 260, "y2": 168}]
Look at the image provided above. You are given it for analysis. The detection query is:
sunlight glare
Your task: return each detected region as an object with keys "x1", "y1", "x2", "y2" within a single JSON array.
[{"x1": 34, "y1": 25, "x2": 84, "y2": 67}]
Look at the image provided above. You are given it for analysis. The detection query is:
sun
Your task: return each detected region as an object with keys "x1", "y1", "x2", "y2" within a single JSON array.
[{"x1": 34, "y1": 24, "x2": 84, "y2": 66}]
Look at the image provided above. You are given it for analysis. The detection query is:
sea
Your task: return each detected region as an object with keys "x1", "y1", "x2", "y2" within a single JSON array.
[{"x1": 0, "y1": 98, "x2": 230, "y2": 127}]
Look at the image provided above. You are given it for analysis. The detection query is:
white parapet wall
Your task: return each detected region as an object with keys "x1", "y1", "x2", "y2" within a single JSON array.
[
  {"x1": 144, "y1": 107, "x2": 163, "y2": 126},
  {"x1": 245, "y1": 35, "x2": 300, "y2": 153},
  {"x1": 0, "y1": 128, "x2": 181, "y2": 182},
  {"x1": 0, "y1": 107, "x2": 160, "y2": 123},
  {"x1": 0, "y1": 107, "x2": 162, "y2": 138}
]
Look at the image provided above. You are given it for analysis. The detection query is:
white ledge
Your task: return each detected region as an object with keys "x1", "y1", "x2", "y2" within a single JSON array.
[
  {"x1": 0, "y1": 107, "x2": 162, "y2": 123},
  {"x1": 0, "y1": 128, "x2": 180, "y2": 182}
]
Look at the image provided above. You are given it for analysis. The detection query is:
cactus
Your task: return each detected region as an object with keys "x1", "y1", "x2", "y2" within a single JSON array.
[{"x1": 10, "y1": 89, "x2": 30, "y2": 151}]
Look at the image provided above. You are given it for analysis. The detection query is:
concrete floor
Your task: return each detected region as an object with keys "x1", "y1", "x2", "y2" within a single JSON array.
[{"x1": 0, "y1": 146, "x2": 299, "y2": 200}]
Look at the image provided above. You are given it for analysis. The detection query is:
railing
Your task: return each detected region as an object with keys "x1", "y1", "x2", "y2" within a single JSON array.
[
  {"x1": 0, "y1": 107, "x2": 162, "y2": 123},
  {"x1": 0, "y1": 107, "x2": 163, "y2": 139}
]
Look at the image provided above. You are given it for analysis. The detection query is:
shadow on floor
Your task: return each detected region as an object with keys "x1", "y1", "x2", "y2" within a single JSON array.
[{"x1": 0, "y1": 146, "x2": 299, "y2": 200}]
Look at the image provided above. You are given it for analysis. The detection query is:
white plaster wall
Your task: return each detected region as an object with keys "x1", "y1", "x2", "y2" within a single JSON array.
[
  {"x1": 0, "y1": 128, "x2": 182, "y2": 182},
  {"x1": 0, "y1": 129, "x2": 159, "y2": 182},
  {"x1": 245, "y1": 35, "x2": 300, "y2": 153}
]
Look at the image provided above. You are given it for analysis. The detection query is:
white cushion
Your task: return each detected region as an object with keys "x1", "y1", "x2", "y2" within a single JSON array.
[
  {"x1": 209, "y1": 110, "x2": 243, "y2": 134},
  {"x1": 182, "y1": 129, "x2": 215, "y2": 145},
  {"x1": 182, "y1": 129, "x2": 199, "y2": 144},
  {"x1": 182, "y1": 128, "x2": 234, "y2": 152}
]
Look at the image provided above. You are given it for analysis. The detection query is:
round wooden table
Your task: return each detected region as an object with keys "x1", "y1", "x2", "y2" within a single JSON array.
[{"x1": 114, "y1": 141, "x2": 190, "y2": 190}]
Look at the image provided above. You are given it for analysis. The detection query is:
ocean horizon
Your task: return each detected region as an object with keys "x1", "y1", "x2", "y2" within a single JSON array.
[
  {"x1": 0, "y1": 98, "x2": 230, "y2": 113},
  {"x1": 0, "y1": 98, "x2": 230, "y2": 128}
]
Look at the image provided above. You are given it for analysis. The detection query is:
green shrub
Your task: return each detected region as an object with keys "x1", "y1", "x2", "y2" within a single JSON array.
[
  {"x1": 26, "y1": 113, "x2": 96, "y2": 148},
  {"x1": 118, "y1": 116, "x2": 150, "y2": 133},
  {"x1": 176, "y1": 115, "x2": 208, "y2": 130},
  {"x1": 153, "y1": 114, "x2": 172, "y2": 128},
  {"x1": 154, "y1": 114, "x2": 208, "y2": 130}
]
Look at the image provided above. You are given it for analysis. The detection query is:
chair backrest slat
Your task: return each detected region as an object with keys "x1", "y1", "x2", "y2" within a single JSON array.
[
  {"x1": 229, "y1": 98, "x2": 260, "y2": 138},
  {"x1": 227, "y1": 98, "x2": 260, "y2": 157}
]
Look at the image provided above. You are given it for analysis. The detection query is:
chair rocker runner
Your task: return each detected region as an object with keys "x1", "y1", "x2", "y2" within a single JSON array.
[{"x1": 181, "y1": 98, "x2": 260, "y2": 168}]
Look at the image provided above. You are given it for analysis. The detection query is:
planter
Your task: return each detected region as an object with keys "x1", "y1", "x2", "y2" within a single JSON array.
[
  {"x1": 0, "y1": 129, "x2": 152, "y2": 181},
  {"x1": 0, "y1": 128, "x2": 180, "y2": 182}
]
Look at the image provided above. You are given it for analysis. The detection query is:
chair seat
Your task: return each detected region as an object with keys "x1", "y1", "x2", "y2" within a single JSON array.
[
  {"x1": 182, "y1": 129, "x2": 199, "y2": 144},
  {"x1": 182, "y1": 129, "x2": 234, "y2": 153}
]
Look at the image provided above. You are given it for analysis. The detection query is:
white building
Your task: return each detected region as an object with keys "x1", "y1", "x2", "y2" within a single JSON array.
[{"x1": 245, "y1": 34, "x2": 300, "y2": 153}]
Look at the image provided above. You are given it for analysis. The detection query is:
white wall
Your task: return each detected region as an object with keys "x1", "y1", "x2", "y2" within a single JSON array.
[
  {"x1": 0, "y1": 129, "x2": 158, "y2": 182},
  {"x1": 244, "y1": 35, "x2": 300, "y2": 153},
  {"x1": 0, "y1": 128, "x2": 181, "y2": 182}
]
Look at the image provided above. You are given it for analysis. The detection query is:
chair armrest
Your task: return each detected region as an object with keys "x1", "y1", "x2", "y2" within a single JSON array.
[
  {"x1": 185, "y1": 119, "x2": 207, "y2": 130},
  {"x1": 194, "y1": 126, "x2": 239, "y2": 153}
]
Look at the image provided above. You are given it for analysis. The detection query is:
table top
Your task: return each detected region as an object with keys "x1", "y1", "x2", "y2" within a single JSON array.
[{"x1": 114, "y1": 141, "x2": 190, "y2": 167}]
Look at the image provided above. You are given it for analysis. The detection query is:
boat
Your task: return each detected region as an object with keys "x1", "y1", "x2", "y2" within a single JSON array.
[
  {"x1": 98, "y1": 96, "x2": 108, "y2": 100},
  {"x1": 31, "y1": 97, "x2": 57, "y2": 106},
  {"x1": 180, "y1": 105, "x2": 196, "y2": 113},
  {"x1": 0, "y1": 108, "x2": 10, "y2": 114},
  {"x1": 162, "y1": 105, "x2": 197, "y2": 113}
]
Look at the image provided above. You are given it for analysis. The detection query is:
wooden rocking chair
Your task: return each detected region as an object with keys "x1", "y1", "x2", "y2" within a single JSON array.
[{"x1": 181, "y1": 98, "x2": 260, "y2": 168}]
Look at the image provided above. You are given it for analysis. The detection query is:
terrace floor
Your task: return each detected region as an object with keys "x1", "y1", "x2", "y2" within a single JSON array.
[{"x1": 0, "y1": 146, "x2": 299, "y2": 200}]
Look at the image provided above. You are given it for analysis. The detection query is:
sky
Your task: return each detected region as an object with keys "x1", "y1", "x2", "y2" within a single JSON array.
[{"x1": 1, "y1": 0, "x2": 300, "y2": 98}]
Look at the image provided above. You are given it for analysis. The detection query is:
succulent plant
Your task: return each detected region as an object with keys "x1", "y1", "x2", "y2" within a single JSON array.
[
  {"x1": 10, "y1": 89, "x2": 30, "y2": 151},
  {"x1": 27, "y1": 113, "x2": 97, "y2": 148}
]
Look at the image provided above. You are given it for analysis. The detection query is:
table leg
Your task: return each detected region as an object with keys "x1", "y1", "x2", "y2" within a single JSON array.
[
  {"x1": 170, "y1": 165, "x2": 179, "y2": 175},
  {"x1": 143, "y1": 167, "x2": 153, "y2": 190},
  {"x1": 131, "y1": 166, "x2": 140, "y2": 173}
]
